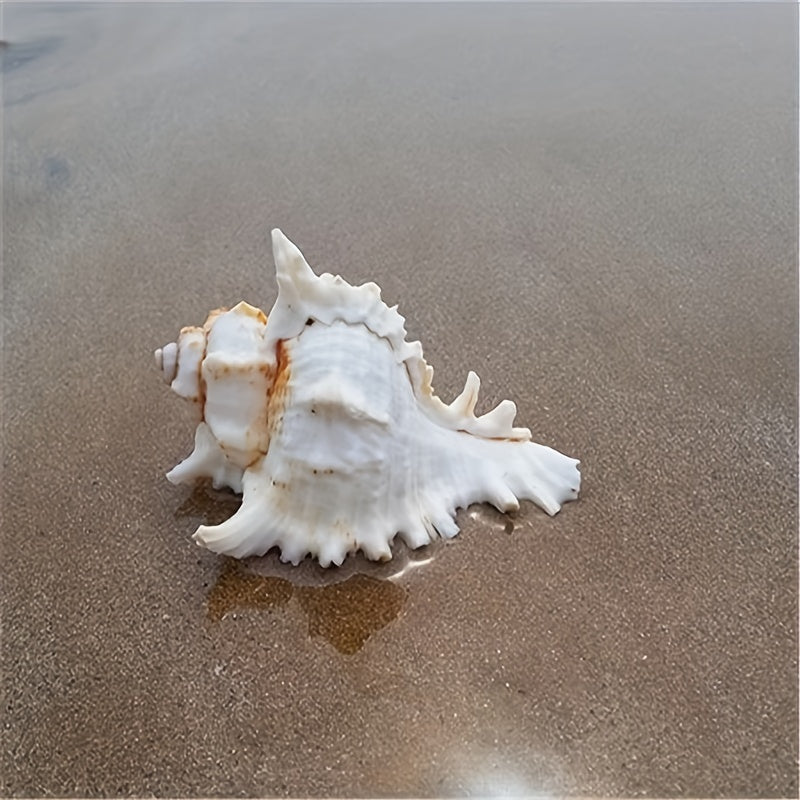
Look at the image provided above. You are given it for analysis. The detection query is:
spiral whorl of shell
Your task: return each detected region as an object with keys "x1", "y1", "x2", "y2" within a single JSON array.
[{"x1": 156, "y1": 229, "x2": 580, "y2": 566}]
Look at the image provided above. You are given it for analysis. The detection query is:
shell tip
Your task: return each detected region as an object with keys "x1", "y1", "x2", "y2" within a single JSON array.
[{"x1": 155, "y1": 341, "x2": 178, "y2": 384}]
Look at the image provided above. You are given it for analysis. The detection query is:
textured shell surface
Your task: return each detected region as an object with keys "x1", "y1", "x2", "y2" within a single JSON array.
[{"x1": 155, "y1": 229, "x2": 581, "y2": 567}]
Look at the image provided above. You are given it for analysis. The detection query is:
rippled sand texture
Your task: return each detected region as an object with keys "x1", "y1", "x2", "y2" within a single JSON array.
[{"x1": 2, "y1": 3, "x2": 797, "y2": 797}]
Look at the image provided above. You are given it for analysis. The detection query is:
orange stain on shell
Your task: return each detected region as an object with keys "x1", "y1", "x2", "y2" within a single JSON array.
[{"x1": 267, "y1": 339, "x2": 291, "y2": 437}]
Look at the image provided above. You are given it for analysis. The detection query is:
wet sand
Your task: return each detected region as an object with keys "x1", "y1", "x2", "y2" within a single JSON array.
[{"x1": 2, "y1": 3, "x2": 797, "y2": 797}]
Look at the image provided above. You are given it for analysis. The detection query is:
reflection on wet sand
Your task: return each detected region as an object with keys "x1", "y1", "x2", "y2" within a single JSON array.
[
  {"x1": 207, "y1": 559, "x2": 293, "y2": 622},
  {"x1": 468, "y1": 505, "x2": 517, "y2": 536},
  {"x1": 208, "y1": 559, "x2": 407, "y2": 655}
]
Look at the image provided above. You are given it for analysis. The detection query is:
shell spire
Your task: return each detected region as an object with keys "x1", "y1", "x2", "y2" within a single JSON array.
[
  {"x1": 264, "y1": 228, "x2": 405, "y2": 347},
  {"x1": 263, "y1": 228, "x2": 317, "y2": 351},
  {"x1": 273, "y1": 227, "x2": 315, "y2": 289}
]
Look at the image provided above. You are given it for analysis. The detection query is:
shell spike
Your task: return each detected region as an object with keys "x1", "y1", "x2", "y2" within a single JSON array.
[
  {"x1": 430, "y1": 507, "x2": 459, "y2": 539},
  {"x1": 486, "y1": 480, "x2": 521, "y2": 513},
  {"x1": 264, "y1": 229, "x2": 322, "y2": 347},
  {"x1": 272, "y1": 228, "x2": 314, "y2": 282},
  {"x1": 271, "y1": 228, "x2": 317, "y2": 310},
  {"x1": 397, "y1": 519, "x2": 433, "y2": 550},
  {"x1": 450, "y1": 370, "x2": 481, "y2": 416},
  {"x1": 472, "y1": 399, "x2": 520, "y2": 437},
  {"x1": 193, "y1": 471, "x2": 274, "y2": 559},
  {"x1": 166, "y1": 422, "x2": 244, "y2": 493}
]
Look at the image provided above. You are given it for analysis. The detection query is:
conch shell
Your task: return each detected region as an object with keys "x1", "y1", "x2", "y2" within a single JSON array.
[{"x1": 155, "y1": 230, "x2": 580, "y2": 566}]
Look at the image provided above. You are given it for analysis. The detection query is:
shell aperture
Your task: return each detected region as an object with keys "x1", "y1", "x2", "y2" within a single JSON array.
[{"x1": 156, "y1": 229, "x2": 580, "y2": 566}]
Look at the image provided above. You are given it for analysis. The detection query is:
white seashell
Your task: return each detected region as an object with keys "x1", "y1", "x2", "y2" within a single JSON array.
[{"x1": 156, "y1": 229, "x2": 580, "y2": 566}]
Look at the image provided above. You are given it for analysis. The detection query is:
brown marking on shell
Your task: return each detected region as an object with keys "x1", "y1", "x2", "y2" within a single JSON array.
[
  {"x1": 244, "y1": 453, "x2": 265, "y2": 469},
  {"x1": 179, "y1": 324, "x2": 204, "y2": 337},
  {"x1": 203, "y1": 360, "x2": 271, "y2": 379},
  {"x1": 266, "y1": 339, "x2": 291, "y2": 438},
  {"x1": 202, "y1": 307, "x2": 230, "y2": 332},
  {"x1": 230, "y1": 301, "x2": 268, "y2": 325},
  {"x1": 174, "y1": 325, "x2": 206, "y2": 412},
  {"x1": 198, "y1": 305, "x2": 272, "y2": 452}
]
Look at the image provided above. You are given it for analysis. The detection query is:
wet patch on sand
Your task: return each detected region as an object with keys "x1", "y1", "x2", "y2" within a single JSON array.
[
  {"x1": 43, "y1": 156, "x2": 70, "y2": 189},
  {"x1": 0, "y1": 36, "x2": 61, "y2": 73},
  {"x1": 207, "y1": 558, "x2": 407, "y2": 655}
]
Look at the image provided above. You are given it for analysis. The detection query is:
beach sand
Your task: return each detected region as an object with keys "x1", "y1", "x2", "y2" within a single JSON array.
[{"x1": 2, "y1": 3, "x2": 797, "y2": 796}]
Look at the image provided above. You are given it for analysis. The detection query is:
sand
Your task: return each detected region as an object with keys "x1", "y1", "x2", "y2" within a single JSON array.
[{"x1": 2, "y1": 2, "x2": 797, "y2": 796}]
